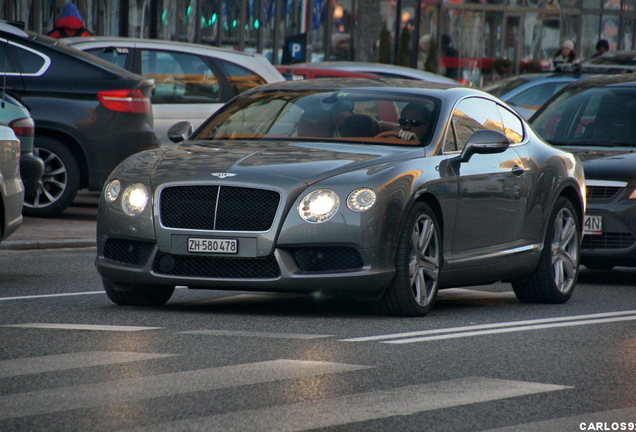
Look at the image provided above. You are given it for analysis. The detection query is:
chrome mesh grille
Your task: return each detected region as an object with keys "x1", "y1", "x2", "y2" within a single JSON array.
[
  {"x1": 582, "y1": 232, "x2": 635, "y2": 249},
  {"x1": 586, "y1": 186, "x2": 622, "y2": 200},
  {"x1": 160, "y1": 185, "x2": 280, "y2": 231}
]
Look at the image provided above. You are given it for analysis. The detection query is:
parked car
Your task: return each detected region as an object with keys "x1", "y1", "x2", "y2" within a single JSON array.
[
  {"x1": 483, "y1": 72, "x2": 593, "y2": 119},
  {"x1": 283, "y1": 61, "x2": 459, "y2": 84},
  {"x1": 530, "y1": 74, "x2": 636, "y2": 270},
  {"x1": 0, "y1": 91, "x2": 44, "y2": 198},
  {"x1": 0, "y1": 126, "x2": 24, "y2": 243},
  {"x1": 96, "y1": 78, "x2": 585, "y2": 316},
  {"x1": 580, "y1": 50, "x2": 636, "y2": 74},
  {"x1": 0, "y1": 21, "x2": 159, "y2": 217},
  {"x1": 62, "y1": 36, "x2": 285, "y2": 145},
  {"x1": 276, "y1": 65, "x2": 380, "y2": 80}
]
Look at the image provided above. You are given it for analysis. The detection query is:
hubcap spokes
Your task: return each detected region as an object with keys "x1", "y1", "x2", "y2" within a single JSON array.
[
  {"x1": 24, "y1": 148, "x2": 67, "y2": 209},
  {"x1": 551, "y1": 208, "x2": 579, "y2": 294},
  {"x1": 409, "y1": 215, "x2": 440, "y2": 306}
]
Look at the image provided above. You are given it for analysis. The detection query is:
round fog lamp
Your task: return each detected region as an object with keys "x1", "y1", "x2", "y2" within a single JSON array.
[
  {"x1": 299, "y1": 189, "x2": 339, "y2": 223},
  {"x1": 122, "y1": 183, "x2": 149, "y2": 216},
  {"x1": 347, "y1": 188, "x2": 376, "y2": 212}
]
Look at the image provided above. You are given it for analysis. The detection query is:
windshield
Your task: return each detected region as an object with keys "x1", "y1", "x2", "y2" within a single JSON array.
[
  {"x1": 195, "y1": 89, "x2": 440, "y2": 146},
  {"x1": 483, "y1": 77, "x2": 530, "y2": 97},
  {"x1": 531, "y1": 86, "x2": 636, "y2": 147}
]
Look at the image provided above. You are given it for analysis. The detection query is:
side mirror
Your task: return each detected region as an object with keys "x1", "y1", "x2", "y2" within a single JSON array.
[
  {"x1": 167, "y1": 121, "x2": 194, "y2": 143},
  {"x1": 458, "y1": 129, "x2": 511, "y2": 163}
]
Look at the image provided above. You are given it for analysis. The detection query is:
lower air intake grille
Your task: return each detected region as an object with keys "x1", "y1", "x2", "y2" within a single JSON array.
[
  {"x1": 152, "y1": 252, "x2": 280, "y2": 278},
  {"x1": 582, "y1": 232, "x2": 635, "y2": 249},
  {"x1": 104, "y1": 238, "x2": 154, "y2": 266},
  {"x1": 290, "y1": 247, "x2": 364, "y2": 272}
]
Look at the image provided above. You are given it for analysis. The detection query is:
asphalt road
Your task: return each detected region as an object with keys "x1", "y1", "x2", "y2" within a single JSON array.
[{"x1": 0, "y1": 195, "x2": 635, "y2": 431}]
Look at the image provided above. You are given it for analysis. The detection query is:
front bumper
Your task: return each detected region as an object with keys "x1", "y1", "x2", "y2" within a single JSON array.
[{"x1": 95, "y1": 237, "x2": 395, "y2": 298}]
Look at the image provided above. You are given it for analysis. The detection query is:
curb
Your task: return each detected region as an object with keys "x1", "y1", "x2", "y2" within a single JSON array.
[{"x1": 0, "y1": 239, "x2": 97, "y2": 251}]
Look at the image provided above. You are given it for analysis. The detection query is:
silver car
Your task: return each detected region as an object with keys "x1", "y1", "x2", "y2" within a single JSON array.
[
  {"x1": 96, "y1": 79, "x2": 585, "y2": 316},
  {"x1": 63, "y1": 37, "x2": 285, "y2": 145},
  {"x1": 0, "y1": 126, "x2": 24, "y2": 244}
]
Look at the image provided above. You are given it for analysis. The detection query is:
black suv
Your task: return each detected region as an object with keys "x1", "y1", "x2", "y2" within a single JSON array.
[{"x1": 0, "y1": 21, "x2": 159, "y2": 217}]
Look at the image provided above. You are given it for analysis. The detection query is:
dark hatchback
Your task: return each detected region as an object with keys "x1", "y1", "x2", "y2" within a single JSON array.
[
  {"x1": 0, "y1": 21, "x2": 159, "y2": 216},
  {"x1": 530, "y1": 74, "x2": 636, "y2": 269}
]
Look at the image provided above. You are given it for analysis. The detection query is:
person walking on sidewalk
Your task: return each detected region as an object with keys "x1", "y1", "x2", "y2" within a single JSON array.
[{"x1": 47, "y1": 3, "x2": 93, "y2": 38}]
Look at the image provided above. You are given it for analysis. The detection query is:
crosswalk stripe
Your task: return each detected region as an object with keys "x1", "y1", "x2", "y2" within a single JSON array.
[
  {"x1": 2, "y1": 323, "x2": 162, "y2": 331},
  {"x1": 0, "y1": 359, "x2": 371, "y2": 420},
  {"x1": 124, "y1": 377, "x2": 571, "y2": 432},
  {"x1": 0, "y1": 351, "x2": 176, "y2": 378},
  {"x1": 481, "y1": 406, "x2": 636, "y2": 431},
  {"x1": 179, "y1": 329, "x2": 333, "y2": 339},
  {"x1": 340, "y1": 310, "x2": 636, "y2": 343}
]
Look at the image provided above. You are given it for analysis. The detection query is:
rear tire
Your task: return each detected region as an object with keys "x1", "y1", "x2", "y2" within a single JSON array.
[
  {"x1": 23, "y1": 137, "x2": 80, "y2": 217},
  {"x1": 382, "y1": 201, "x2": 441, "y2": 317},
  {"x1": 103, "y1": 280, "x2": 175, "y2": 306},
  {"x1": 512, "y1": 197, "x2": 580, "y2": 303}
]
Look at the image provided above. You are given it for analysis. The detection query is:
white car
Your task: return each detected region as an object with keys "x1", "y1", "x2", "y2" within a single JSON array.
[
  {"x1": 62, "y1": 37, "x2": 285, "y2": 145},
  {"x1": 285, "y1": 61, "x2": 459, "y2": 84}
]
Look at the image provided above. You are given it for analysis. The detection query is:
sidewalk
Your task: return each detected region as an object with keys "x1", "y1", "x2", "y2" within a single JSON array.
[{"x1": 1, "y1": 192, "x2": 99, "y2": 250}]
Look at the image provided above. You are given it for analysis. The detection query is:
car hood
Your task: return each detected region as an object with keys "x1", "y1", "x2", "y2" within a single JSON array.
[
  {"x1": 565, "y1": 147, "x2": 635, "y2": 182},
  {"x1": 151, "y1": 139, "x2": 420, "y2": 187}
]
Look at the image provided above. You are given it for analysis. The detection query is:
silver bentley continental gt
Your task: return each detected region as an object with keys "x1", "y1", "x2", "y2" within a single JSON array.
[{"x1": 95, "y1": 78, "x2": 586, "y2": 317}]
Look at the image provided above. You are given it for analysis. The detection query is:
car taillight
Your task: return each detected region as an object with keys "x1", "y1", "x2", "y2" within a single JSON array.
[
  {"x1": 97, "y1": 88, "x2": 151, "y2": 113},
  {"x1": 9, "y1": 116, "x2": 35, "y2": 137}
]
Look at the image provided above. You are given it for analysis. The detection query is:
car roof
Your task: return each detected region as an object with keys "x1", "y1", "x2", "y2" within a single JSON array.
[
  {"x1": 285, "y1": 61, "x2": 459, "y2": 84},
  {"x1": 561, "y1": 73, "x2": 636, "y2": 90},
  {"x1": 242, "y1": 77, "x2": 471, "y2": 98},
  {"x1": 62, "y1": 36, "x2": 271, "y2": 60},
  {"x1": 0, "y1": 20, "x2": 30, "y2": 38}
]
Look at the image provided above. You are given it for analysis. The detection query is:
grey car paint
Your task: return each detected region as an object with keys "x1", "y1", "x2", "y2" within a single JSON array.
[{"x1": 95, "y1": 79, "x2": 585, "y2": 316}]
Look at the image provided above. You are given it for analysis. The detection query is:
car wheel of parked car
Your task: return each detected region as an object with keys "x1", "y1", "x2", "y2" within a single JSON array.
[
  {"x1": 512, "y1": 197, "x2": 580, "y2": 303},
  {"x1": 103, "y1": 280, "x2": 175, "y2": 306},
  {"x1": 23, "y1": 137, "x2": 80, "y2": 217},
  {"x1": 383, "y1": 201, "x2": 441, "y2": 317}
]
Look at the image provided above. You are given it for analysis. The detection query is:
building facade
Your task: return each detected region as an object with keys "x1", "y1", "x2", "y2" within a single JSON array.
[{"x1": 3, "y1": 0, "x2": 635, "y2": 85}]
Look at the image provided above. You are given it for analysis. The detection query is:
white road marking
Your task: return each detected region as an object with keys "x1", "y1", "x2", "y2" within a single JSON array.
[
  {"x1": 124, "y1": 377, "x2": 571, "y2": 432},
  {"x1": 0, "y1": 359, "x2": 371, "y2": 420},
  {"x1": 0, "y1": 291, "x2": 104, "y2": 301},
  {"x1": 482, "y1": 406, "x2": 636, "y2": 432},
  {"x1": 341, "y1": 310, "x2": 636, "y2": 343},
  {"x1": 179, "y1": 329, "x2": 333, "y2": 339},
  {"x1": 0, "y1": 351, "x2": 175, "y2": 378},
  {"x1": 2, "y1": 323, "x2": 162, "y2": 332}
]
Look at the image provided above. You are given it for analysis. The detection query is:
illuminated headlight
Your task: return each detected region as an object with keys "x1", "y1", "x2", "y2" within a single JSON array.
[
  {"x1": 347, "y1": 188, "x2": 376, "y2": 212},
  {"x1": 299, "y1": 189, "x2": 339, "y2": 223},
  {"x1": 104, "y1": 179, "x2": 121, "y2": 202},
  {"x1": 122, "y1": 183, "x2": 149, "y2": 216}
]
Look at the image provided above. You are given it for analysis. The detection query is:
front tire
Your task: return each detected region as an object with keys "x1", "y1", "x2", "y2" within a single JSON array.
[
  {"x1": 23, "y1": 137, "x2": 80, "y2": 217},
  {"x1": 382, "y1": 201, "x2": 441, "y2": 317},
  {"x1": 513, "y1": 197, "x2": 580, "y2": 303},
  {"x1": 103, "y1": 280, "x2": 175, "y2": 306}
]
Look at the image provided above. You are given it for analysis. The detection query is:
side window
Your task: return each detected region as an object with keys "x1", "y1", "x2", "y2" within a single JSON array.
[
  {"x1": 508, "y1": 82, "x2": 565, "y2": 107},
  {"x1": 2, "y1": 42, "x2": 49, "y2": 76},
  {"x1": 497, "y1": 104, "x2": 524, "y2": 144},
  {"x1": 85, "y1": 47, "x2": 128, "y2": 69},
  {"x1": 141, "y1": 50, "x2": 221, "y2": 104},
  {"x1": 215, "y1": 59, "x2": 267, "y2": 95},
  {"x1": 0, "y1": 41, "x2": 18, "y2": 73},
  {"x1": 447, "y1": 97, "x2": 503, "y2": 152}
]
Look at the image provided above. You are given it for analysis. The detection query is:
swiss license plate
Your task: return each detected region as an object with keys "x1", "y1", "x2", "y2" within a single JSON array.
[
  {"x1": 188, "y1": 238, "x2": 238, "y2": 254},
  {"x1": 583, "y1": 215, "x2": 603, "y2": 235}
]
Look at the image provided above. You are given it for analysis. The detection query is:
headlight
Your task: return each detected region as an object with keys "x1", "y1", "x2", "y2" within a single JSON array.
[
  {"x1": 347, "y1": 188, "x2": 376, "y2": 212},
  {"x1": 122, "y1": 183, "x2": 149, "y2": 216},
  {"x1": 104, "y1": 179, "x2": 121, "y2": 202},
  {"x1": 299, "y1": 189, "x2": 339, "y2": 223}
]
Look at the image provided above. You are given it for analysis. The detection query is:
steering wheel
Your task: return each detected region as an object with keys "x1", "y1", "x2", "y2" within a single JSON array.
[{"x1": 375, "y1": 130, "x2": 401, "y2": 138}]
